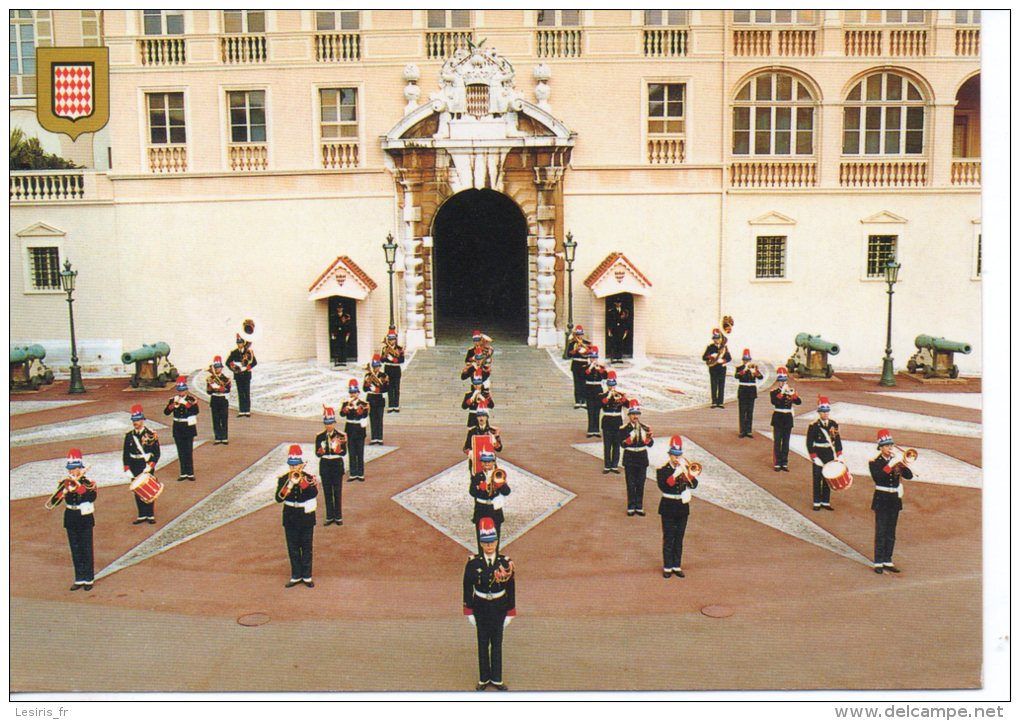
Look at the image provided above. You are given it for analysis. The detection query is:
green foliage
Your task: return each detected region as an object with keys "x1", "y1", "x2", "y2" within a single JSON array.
[{"x1": 10, "y1": 128, "x2": 81, "y2": 170}]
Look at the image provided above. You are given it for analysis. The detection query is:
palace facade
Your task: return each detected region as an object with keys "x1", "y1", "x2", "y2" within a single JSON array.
[{"x1": 10, "y1": 10, "x2": 982, "y2": 374}]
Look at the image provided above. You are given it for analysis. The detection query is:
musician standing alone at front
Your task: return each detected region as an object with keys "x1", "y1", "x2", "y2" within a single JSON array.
[
  {"x1": 163, "y1": 375, "x2": 199, "y2": 481},
  {"x1": 227, "y1": 333, "x2": 257, "y2": 417},
  {"x1": 463, "y1": 517, "x2": 516, "y2": 691},
  {"x1": 734, "y1": 348, "x2": 763, "y2": 438},
  {"x1": 620, "y1": 399, "x2": 653, "y2": 516},
  {"x1": 315, "y1": 407, "x2": 347, "y2": 526},
  {"x1": 806, "y1": 396, "x2": 843, "y2": 510},
  {"x1": 769, "y1": 367, "x2": 801, "y2": 471},
  {"x1": 870, "y1": 429, "x2": 912, "y2": 574},
  {"x1": 277, "y1": 445, "x2": 318, "y2": 588},
  {"x1": 656, "y1": 435, "x2": 697, "y2": 579},
  {"x1": 56, "y1": 449, "x2": 97, "y2": 591},
  {"x1": 123, "y1": 404, "x2": 160, "y2": 524},
  {"x1": 702, "y1": 328, "x2": 731, "y2": 409}
]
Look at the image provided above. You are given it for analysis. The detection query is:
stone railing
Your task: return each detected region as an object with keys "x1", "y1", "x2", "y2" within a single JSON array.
[
  {"x1": 950, "y1": 160, "x2": 981, "y2": 186},
  {"x1": 426, "y1": 30, "x2": 473, "y2": 60},
  {"x1": 845, "y1": 28, "x2": 928, "y2": 57},
  {"x1": 730, "y1": 160, "x2": 818, "y2": 188},
  {"x1": 733, "y1": 29, "x2": 771, "y2": 56},
  {"x1": 888, "y1": 29, "x2": 927, "y2": 56},
  {"x1": 536, "y1": 28, "x2": 583, "y2": 58},
  {"x1": 844, "y1": 29, "x2": 882, "y2": 56},
  {"x1": 315, "y1": 32, "x2": 361, "y2": 62},
  {"x1": 321, "y1": 141, "x2": 360, "y2": 169},
  {"x1": 777, "y1": 29, "x2": 817, "y2": 56},
  {"x1": 228, "y1": 143, "x2": 269, "y2": 171},
  {"x1": 10, "y1": 171, "x2": 87, "y2": 202},
  {"x1": 643, "y1": 28, "x2": 688, "y2": 57},
  {"x1": 139, "y1": 37, "x2": 187, "y2": 66},
  {"x1": 955, "y1": 28, "x2": 980, "y2": 56},
  {"x1": 839, "y1": 160, "x2": 927, "y2": 188},
  {"x1": 221, "y1": 34, "x2": 267, "y2": 63},
  {"x1": 647, "y1": 137, "x2": 685, "y2": 165},
  {"x1": 147, "y1": 145, "x2": 188, "y2": 173}
]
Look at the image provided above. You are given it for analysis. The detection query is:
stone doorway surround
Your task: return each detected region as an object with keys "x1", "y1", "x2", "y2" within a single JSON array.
[{"x1": 382, "y1": 45, "x2": 576, "y2": 351}]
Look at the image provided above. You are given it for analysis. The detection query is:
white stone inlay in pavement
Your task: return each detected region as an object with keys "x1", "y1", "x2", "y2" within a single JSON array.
[
  {"x1": 573, "y1": 440, "x2": 871, "y2": 566},
  {"x1": 759, "y1": 431, "x2": 981, "y2": 489},
  {"x1": 95, "y1": 442, "x2": 396, "y2": 579},
  {"x1": 11, "y1": 441, "x2": 208, "y2": 501},
  {"x1": 10, "y1": 412, "x2": 169, "y2": 448},
  {"x1": 10, "y1": 399, "x2": 94, "y2": 416},
  {"x1": 870, "y1": 392, "x2": 982, "y2": 411},
  {"x1": 392, "y1": 460, "x2": 576, "y2": 552},
  {"x1": 549, "y1": 350, "x2": 773, "y2": 412},
  {"x1": 797, "y1": 402, "x2": 981, "y2": 438}
]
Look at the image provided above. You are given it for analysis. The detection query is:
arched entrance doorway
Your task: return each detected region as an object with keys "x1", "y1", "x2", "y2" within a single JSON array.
[{"x1": 432, "y1": 189, "x2": 529, "y2": 343}]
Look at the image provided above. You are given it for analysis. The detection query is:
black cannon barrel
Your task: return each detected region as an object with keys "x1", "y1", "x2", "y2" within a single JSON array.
[
  {"x1": 914, "y1": 335, "x2": 972, "y2": 354},
  {"x1": 794, "y1": 333, "x2": 840, "y2": 355}
]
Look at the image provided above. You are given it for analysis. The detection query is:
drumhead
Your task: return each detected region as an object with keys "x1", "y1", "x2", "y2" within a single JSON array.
[{"x1": 821, "y1": 461, "x2": 846, "y2": 479}]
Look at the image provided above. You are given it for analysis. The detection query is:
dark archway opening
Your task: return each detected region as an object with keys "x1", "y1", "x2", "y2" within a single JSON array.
[{"x1": 432, "y1": 189, "x2": 529, "y2": 344}]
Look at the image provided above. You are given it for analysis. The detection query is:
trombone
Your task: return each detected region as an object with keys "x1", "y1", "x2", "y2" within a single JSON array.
[{"x1": 892, "y1": 445, "x2": 919, "y2": 469}]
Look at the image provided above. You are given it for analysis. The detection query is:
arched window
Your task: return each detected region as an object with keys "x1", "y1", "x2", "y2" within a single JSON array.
[
  {"x1": 843, "y1": 72, "x2": 926, "y2": 155},
  {"x1": 732, "y1": 71, "x2": 816, "y2": 155}
]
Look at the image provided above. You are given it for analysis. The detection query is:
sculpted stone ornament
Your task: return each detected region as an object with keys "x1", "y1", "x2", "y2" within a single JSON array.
[
  {"x1": 428, "y1": 42, "x2": 524, "y2": 122},
  {"x1": 402, "y1": 64, "x2": 421, "y2": 116}
]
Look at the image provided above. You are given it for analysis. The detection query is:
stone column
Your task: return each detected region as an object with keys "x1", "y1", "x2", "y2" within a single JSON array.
[
  {"x1": 533, "y1": 166, "x2": 565, "y2": 348},
  {"x1": 400, "y1": 179, "x2": 427, "y2": 350}
]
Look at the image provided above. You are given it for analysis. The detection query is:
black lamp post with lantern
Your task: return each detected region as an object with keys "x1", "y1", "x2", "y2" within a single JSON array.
[
  {"x1": 879, "y1": 258, "x2": 902, "y2": 387},
  {"x1": 382, "y1": 232, "x2": 398, "y2": 329},
  {"x1": 562, "y1": 231, "x2": 578, "y2": 358},
  {"x1": 59, "y1": 259, "x2": 86, "y2": 394}
]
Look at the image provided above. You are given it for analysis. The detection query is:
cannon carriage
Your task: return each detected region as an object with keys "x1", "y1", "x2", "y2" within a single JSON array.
[
  {"x1": 907, "y1": 335, "x2": 972, "y2": 379},
  {"x1": 786, "y1": 333, "x2": 840, "y2": 379},
  {"x1": 10, "y1": 344, "x2": 56, "y2": 391},
  {"x1": 122, "y1": 342, "x2": 178, "y2": 388}
]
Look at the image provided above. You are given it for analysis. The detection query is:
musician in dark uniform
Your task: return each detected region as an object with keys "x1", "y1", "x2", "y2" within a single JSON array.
[
  {"x1": 701, "y1": 328, "x2": 731, "y2": 408},
  {"x1": 276, "y1": 445, "x2": 318, "y2": 588},
  {"x1": 469, "y1": 450, "x2": 511, "y2": 547},
  {"x1": 54, "y1": 449, "x2": 98, "y2": 591},
  {"x1": 567, "y1": 325, "x2": 590, "y2": 408},
  {"x1": 806, "y1": 396, "x2": 843, "y2": 511},
  {"x1": 599, "y1": 371, "x2": 627, "y2": 474},
  {"x1": 314, "y1": 407, "x2": 347, "y2": 526},
  {"x1": 734, "y1": 348, "x2": 764, "y2": 438},
  {"x1": 584, "y1": 345, "x2": 608, "y2": 438},
  {"x1": 463, "y1": 517, "x2": 516, "y2": 691},
  {"x1": 620, "y1": 399, "x2": 653, "y2": 516},
  {"x1": 461, "y1": 353, "x2": 491, "y2": 387},
  {"x1": 464, "y1": 330, "x2": 493, "y2": 369},
  {"x1": 464, "y1": 401, "x2": 503, "y2": 476},
  {"x1": 870, "y1": 429, "x2": 913, "y2": 574},
  {"x1": 363, "y1": 355, "x2": 389, "y2": 445},
  {"x1": 163, "y1": 375, "x2": 199, "y2": 481},
  {"x1": 226, "y1": 334, "x2": 257, "y2": 417},
  {"x1": 656, "y1": 435, "x2": 698, "y2": 578},
  {"x1": 769, "y1": 366, "x2": 801, "y2": 472},
  {"x1": 341, "y1": 379, "x2": 370, "y2": 481},
  {"x1": 381, "y1": 327, "x2": 405, "y2": 413},
  {"x1": 205, "y1": 355, "x2": 232, "y2": 444},
  {"x1": 123, "y1": 404, "x2": 161, "y2": 524},
  {"x1": 606, "y1": 298, "x2": 630, "y2": 364},
  {"x1": 462, "y1": 373, "x2": 495, "y2": 428},
  {"x1": 333, "y1": 304, "x2": 353, "y2": 366}
]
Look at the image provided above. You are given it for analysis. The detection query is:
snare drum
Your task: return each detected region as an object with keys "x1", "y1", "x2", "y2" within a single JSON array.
[
  {"x1": 822, "y1": 461, "x2": 853, "y2": 492},
  {"x1": 129, "y1": 472, "x2": 164, "y2": 504}
]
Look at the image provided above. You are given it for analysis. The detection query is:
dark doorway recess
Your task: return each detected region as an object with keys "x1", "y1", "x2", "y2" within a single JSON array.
[{"x1": 432, "y1": 189, "x2": 530, "y2": 344}]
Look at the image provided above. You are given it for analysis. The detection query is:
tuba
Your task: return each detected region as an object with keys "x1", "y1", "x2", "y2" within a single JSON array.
[{"x1": 713, "y1": 315, "x2": 734, "y2": 366}]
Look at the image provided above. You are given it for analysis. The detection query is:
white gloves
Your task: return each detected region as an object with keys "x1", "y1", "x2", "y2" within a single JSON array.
[
  {"x1": 813, "y1": 457, "x2": 824, "y2": 467},
  {"x1": 467, "y1": 614, "x2": 476, "y2": 627},
  {"x1": 503, "y1": 616, "x2": 513, "y2": 628}
]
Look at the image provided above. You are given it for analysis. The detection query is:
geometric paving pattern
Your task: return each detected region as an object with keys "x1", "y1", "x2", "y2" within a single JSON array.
[
  {"x1": 870, "y1": 391, "x2": 982, "y2": 411},
  {"x1": 10, "y1": 399, "x2": 94, "y2": 416},
  {"x1": 9, "y1": 411, "x2": 168, "y2": 447},
  {"x1": 797, "y1": 402, "x2": 981, "y2": 438}
]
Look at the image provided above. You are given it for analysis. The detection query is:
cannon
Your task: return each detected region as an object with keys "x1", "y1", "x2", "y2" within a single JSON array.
[
  {"x1": 786, "y1": 333, "x2": 840, "y2": 379},
  {"x1": 122, "y1": 342, "x2": 178, "y2": 388},
  {"x1": 907, "y1": 335, "x2": 972, "y2": 379},
  {"x1": 10, "y1": 344, "x2": 55, "y2": 391}
]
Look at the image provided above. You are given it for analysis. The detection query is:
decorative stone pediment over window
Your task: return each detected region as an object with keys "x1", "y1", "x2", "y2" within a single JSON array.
[
  {"x1": 307, "y1": 256, "x2": 377, "y2": 302},
  {"x1": 860, "y1": 210, "x2": 908, "y2": 224},
  {"x1": 748, "y1": 211, "x2": 796, "y2": 226},
  {"x1": 584, "y1": 253, "x2": 654, "y2": 298},
  {"x1": 16, "y1": 221, "x2": 66, "y2": 238}
]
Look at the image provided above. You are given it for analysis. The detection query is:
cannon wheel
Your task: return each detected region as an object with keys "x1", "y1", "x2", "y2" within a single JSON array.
[
  {"x1": 157, "y1": 372, "x2": 171, "y2": 385},
  {"x1": 29, "y1": 376, "x2": 42, "y2": 390},
  {"x1": 824, "y1": 364, "x2": 833, "y2": 378},
  {"x1": 923, "y1": 365, "x2": 934, "y2": 379},
  {"x1": 907, "y1": 359, "x2": 917, "y2": 374},
  {"x1": 130, "y1": 376, "x2": 140, "y2": 388},
  {"x1": 949, "y1": 365, "x2": 960, "y2": 379}
]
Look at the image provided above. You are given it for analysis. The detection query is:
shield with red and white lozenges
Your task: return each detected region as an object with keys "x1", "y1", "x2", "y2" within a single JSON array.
[
  {"x1": 36, "y1": 47, "x2": 109, "y2": 140},
  {"x1": 52, "y1": 63, "x2": 95, "y2": 120}
]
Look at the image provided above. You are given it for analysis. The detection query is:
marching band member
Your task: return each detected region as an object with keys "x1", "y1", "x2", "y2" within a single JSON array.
[
  {"x1": 463, "y1": 517, "x2": 516, "y2": 691},
  {"x1": 464, "y1": 400, "x2": 503, "y2": 475},
  {"x1": 806, "y1": 396, "x2": 843, "y2": 511},
  {"x1": 53, "y1": 449, "x2": 98, "y2": 591},
  {"x1": 226, "y1": 334, "x2": 257, "y2": 418},
  {"x1": 584, "y1": 345, "x2": 608, "y2": 438},
  {"x1": 769, "y1": 367, "x2": 801, "y2": 472},
  {"x1": 656, "y1": 436, "x2": 698, "y2": 579},
  {"x1": 734, "y1": 348, "x2": 764, "y2": 438},
  {"x1": 620, "y1": 399, "x2": 653, "y2": 516},
  {"x1": 465, "y1": 330, "x2": 493, "y2": 367},
  {"x1": 599, "y1": 371, "x2": 628, "y2": 474},
  {"x1": 469, "y1": 450, "x2": 511, "y2": 547},
  {"x1": 276, "y1": 445, "x2": 318, "y2": 588},
  {"x1": 363, "y1": 355, "x2": 390, "y2": 446},
  {"x1": 341, "y1": 379, "x2": 370, "y2": 481},
  {"x1": 462, "y1": 372, "x2": 495, "y2": 428},
  {"x1": 870, "y1": 429, "x2": 913, "y2": 574},
  {"x1": 381, "y1": 327, "x2": 405, "y2": 413},
  {"x1": 206, "y1": 355, "x2": 232, "y2": 445},
  {"x1": 567, "y1": 325, "x2": 590, "y2": 408},
  {"x1": 315, "y1": 406, "x2": 347, "y2": 526},
  {"x1": 461, "y1": 353, "x2": 492, "y2": 386},
  {"x1": 122, "y1": 404, "x2": 160, "y2": 524},
  {"x1": 163, "y1": 375, "x2": 199, "y2": 481},
  {"x1": 701, "y1": 328, "x2": 731, "y2": 409}
]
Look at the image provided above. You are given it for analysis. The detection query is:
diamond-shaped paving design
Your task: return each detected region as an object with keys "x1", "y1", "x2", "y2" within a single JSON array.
[
  {"x1": 798, "y1": 402, "x2": 980, "y2": 438},
  {"x1": 392, "y1": 459, "x2": 576, "y2": 552},
  {"x1": 10, "y1": 412, "x2": 168, "y2": 447},
  {"x1": 10, "y1": 399, "x2": 94, "y2": 416}
]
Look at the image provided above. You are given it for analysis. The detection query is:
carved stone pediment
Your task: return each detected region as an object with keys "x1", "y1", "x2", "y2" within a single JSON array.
[{"x1": 429, "y1": 44, "x2": 524, "y2": 119}]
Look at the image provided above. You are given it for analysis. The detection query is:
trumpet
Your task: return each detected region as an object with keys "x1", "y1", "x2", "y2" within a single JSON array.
[
  {"x1": 44, "y1": 468, "x2": 92, "y2": 510},
  {"x1": 893, "y1": 446, "x2": 919, "y2": 467},
  {"x1": 780, "y1": 382, "x2": 796, "y2": 397},
  {"x1": 672, "y1": 458, "x2": 702, "y2": 482},
  {"x1": 276, "y1": 469, "x2": 307, "y2": 501}
]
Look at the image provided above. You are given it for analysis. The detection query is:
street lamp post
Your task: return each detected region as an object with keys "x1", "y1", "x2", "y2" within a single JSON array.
[
  {"x1": 879, "y1": 258, "x2": 901, "y2": 387},
  {"x1": 59, "y1": 259, "x2": 86, "y2": 394},
  {"x1": 562, "y1": 231, "x2": 578, "y2": 358},
  {"x1": 382, "y1": 232, "x2": 398, "y2": 329}
]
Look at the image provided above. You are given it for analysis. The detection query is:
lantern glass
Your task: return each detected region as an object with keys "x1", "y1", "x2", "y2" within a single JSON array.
[
  {"x1": 563, "y1": 232, "x2": 577, "y2": 264},
  {"x1": 59, "y1": 260, "x2": 77, "y2": 293},
  {"x1": 382, "y1": 234, "x2": 398, "y2": 266},
  {"x1": 884, "y1": 259, "x2": 901, "y2": 285}
]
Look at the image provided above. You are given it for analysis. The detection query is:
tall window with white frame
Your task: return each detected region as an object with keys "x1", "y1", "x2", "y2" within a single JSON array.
[
  {"x1": 755, "y1": 236, "x2": 787, "y2": 279},
  {"x1": 80, "y1": 10, "x2": 102, "y2": 46},
  {"x1": 866, "y1": 235, "x2": 897, "y2": 278},
  {"x1": 143, "y1": 9, "x2": 184, "y2": 35},
  {"x1": 227, "y1": 90, "x2": 267, "y2": 171},
  {"x1": 843, "y1": 72, "x2": 925, "y2": 155},
  {"x1": 644, "y1": 10, "x2": 689, "y2": 26},
  {"x1": 320, "y1": 87, "x2": 359, "y2": 169},
  {"x1": 427, "y1": 9, "x2": 471, "y2": 28},
  {"x1": 646, "y1": 83, "x2": 686, "y2": 164},
  {"x1": 223, "y1": 10, "x2": 264, "y2": 33},
  {"x1": 146, "y1": 91, "x2": 187, "y2": 172},
  {"x1": 28, "y1": 247, "x2": 61, "y2": 291},
  {"x1": 955, "y1": 10, "x2": 981, "y2": 24},
  {"x1": 537, "y1": 9, "x2": 580, "y2": 26},
  {"x1": 10, "y1": 10, "x2": 45, "y2": 96},
  {"x1": 315, "y1": 10, "x2": 359, "y2": 31},
  {"x1": 733, "y1": 72, "x2": 815, "y2": 155}
]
